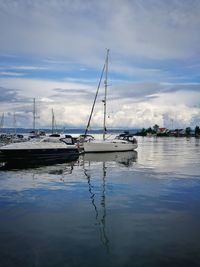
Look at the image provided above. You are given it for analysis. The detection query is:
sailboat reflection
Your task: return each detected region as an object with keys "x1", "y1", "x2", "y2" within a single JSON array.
[
  {"x1": 83, "y1": 150, "x2": 137, "y2": 166},
  {"x1": 82, "y1": 151, "x2": 137, "y2": 252}
]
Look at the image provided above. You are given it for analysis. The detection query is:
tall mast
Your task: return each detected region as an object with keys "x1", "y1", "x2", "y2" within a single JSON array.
[
  {"x1": 103, "y1": 49, "x2": 109, "y2": 141},
  {"x1": 33, "y1": 98, "x2": 36, "y2": 131},
  {"x1": 84, "y1": 54, "x2": 106, "y2": 137}
]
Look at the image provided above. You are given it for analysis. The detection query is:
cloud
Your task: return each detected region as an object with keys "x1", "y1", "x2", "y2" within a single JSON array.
[
  {"x1": 0, "y1": 77, "x2": 96, "y2": 128},
  {"x1": 1, "y1": 0, "x2": 200, "y2": 62},
  {"x1": 108, "y1": 82, "x2": 200, "y2": 105},
  {"x1": 0, "y1": 65, "x2": 48, "y2": 71},
  {"x1": 51, "y1": 88, "x2": 93, "y2": 101},
  {"x1": 0, "y1": 75, "x2": 200, "y2": 128},
  {"x1": 162, "y1": 83, "x2": 200, "y2": 94},
  {"x1": 0, "y1": 1, "x2": 200, "y2": 128},
  {"x1": 0, "y1": 86, "x2": 20, "y2": 102},
  {"x1": 0, "y1": 77, "x2": 94, "y2": 99},
  {"x1": 104, "y1": 100, "x2": 200, "y2": 129},
  {"x1": 0, "y1": 71, "x2": 24, "y2": 77}
]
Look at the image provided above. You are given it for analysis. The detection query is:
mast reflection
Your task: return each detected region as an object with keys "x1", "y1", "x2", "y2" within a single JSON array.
[{"x1": 82, "y1": 151, "x2": 137, "y2": 252}]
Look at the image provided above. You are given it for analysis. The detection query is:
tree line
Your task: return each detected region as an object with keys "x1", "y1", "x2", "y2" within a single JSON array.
[{"x1": 135, "y1": 125, "x2": 200, "y2": 137}]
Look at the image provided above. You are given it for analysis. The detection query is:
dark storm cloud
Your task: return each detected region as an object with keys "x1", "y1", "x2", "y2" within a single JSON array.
[
  {"x1": 51, "y1": 87, "x2": 95, "y2": 100},
  {"x1": 0, "y1": 86, "x2": 19, "y2": 102},
  {"x1": 0, "y1": 86, "x2": 29, "y2": 103},
  {"x1": 163, "y1": 84, "x2": 200, "y2": 93},
  {"x1": 108, "y1": 82, "x2": 200, "y2": 103}
]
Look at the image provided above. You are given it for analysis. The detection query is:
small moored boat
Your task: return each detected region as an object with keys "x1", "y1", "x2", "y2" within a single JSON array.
[{"x1": 0, "y1": 135, "x2": 79, "y2": 165}]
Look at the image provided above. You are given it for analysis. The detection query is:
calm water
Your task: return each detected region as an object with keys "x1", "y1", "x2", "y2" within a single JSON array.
[{"x1": 0, "y1": 137, "x2": 200, "y2": 267}]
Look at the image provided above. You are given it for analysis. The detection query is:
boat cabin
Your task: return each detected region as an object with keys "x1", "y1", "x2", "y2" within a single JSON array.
[
  {"x1": 115, "y1": 133, "x2": 137, "y2": 144},
  {"x1": 42, "y1": 135, "x2": 75, "y2": 145},
  {"x1": 76, "y1": 134, "x2": 94, "y2": 143}
]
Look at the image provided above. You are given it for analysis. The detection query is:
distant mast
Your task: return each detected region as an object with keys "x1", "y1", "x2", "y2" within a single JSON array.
[
  {"x1": 13, "y1": 112, "x2": 16, "y2": 135},
  {"x1": 0, "y1": 113, "x2": 4, "y2": 132},
  {"x1": 103, "y1": 49, "x2": 109, "y2": 141},
  {"x1": 33, "y1": 98, "x2": 36, "y2": 131},
  {"x1": 52, "y1": 108, "x2": 55, "y2": 134}
]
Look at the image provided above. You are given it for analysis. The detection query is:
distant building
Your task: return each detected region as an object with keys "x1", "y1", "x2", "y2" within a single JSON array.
[
  {"x1": 157, "y1": 128, "x2": 168, "y2": 134},
  {"x1": 169, "y1": 129, "x2": 185, "y2": 137}
]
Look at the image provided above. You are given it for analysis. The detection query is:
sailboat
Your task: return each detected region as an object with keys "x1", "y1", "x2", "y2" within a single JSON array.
[
  {"x1": 29, "y1": 98, "x2": 46, "y2": 138},
  {"x1": 83, "y1": 49, "x2": 138, "y2": 153}
]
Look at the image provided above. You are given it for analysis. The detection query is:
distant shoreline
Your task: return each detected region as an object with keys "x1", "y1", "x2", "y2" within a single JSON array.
[{"x1": 0, "y1": 127, "x2": 200, "y2": 138}]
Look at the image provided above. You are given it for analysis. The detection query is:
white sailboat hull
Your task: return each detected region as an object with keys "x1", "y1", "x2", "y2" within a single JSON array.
[{"x1": 83, "y1": 140, "x2": 137, "y2": 153}]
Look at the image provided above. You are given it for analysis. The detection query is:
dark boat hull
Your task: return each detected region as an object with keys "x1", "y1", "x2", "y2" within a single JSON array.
[{"x1": 0, "y1": 148, "x2": 79, "y2": 166}]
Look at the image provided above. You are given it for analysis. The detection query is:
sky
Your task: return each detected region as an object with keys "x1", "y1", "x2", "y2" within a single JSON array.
[{"x1": 0, "y1": 0, "x2": 200, "y2": 130}]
